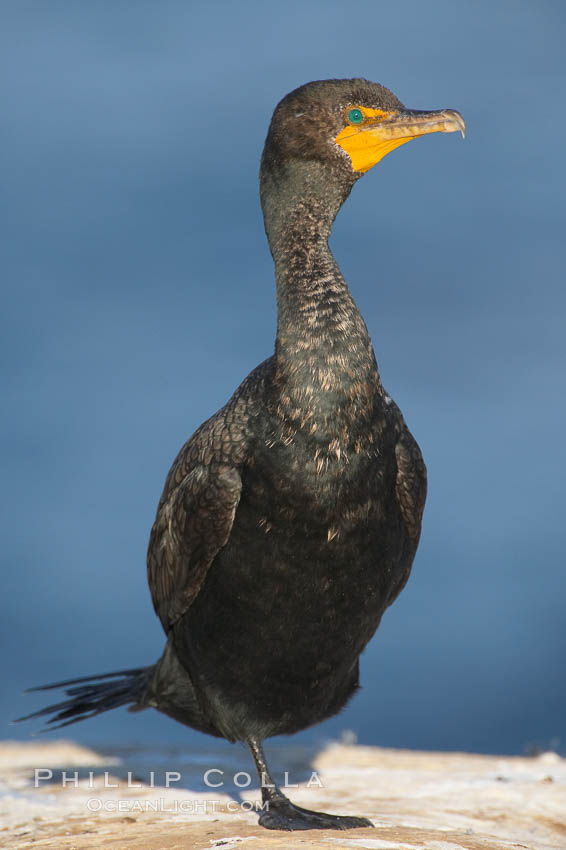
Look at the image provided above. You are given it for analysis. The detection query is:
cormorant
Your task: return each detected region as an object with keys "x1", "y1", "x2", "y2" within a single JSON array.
[{"x1": 18, "y1": 79, "x2": 464, "y2": 831}]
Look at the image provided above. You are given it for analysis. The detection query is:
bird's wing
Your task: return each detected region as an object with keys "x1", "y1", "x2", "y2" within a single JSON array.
[
  {"x1": 394, "y1": 428, "x2": 427, "y2": 543},
  {"x1": 147, "y1": 415, "x2": 245, "y2": 632},
  {"x1": 147, "y1": 360, "x2": 273, "y2": 632},
  {"x1": 380, "y1": 407, "x2": 427, "y2": 609}
]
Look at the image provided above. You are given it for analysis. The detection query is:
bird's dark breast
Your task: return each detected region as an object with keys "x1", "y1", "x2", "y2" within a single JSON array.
[{"x1": 175, "y1": 399, "x2": 413, "y2": 741}]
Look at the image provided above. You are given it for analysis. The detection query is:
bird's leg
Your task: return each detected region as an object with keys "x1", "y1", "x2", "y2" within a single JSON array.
[{"x1": 247, "y1": 736, "x2": 373, "y2": 831}]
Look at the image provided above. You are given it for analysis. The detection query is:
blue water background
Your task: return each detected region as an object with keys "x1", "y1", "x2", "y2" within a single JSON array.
[{"x1": 1, "y1": 1, "x2": 565, "y2": 757}]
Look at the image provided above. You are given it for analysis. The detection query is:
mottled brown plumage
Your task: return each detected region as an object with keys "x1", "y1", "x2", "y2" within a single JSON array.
[{"x1": 17, "y1": 78, "x2": 465, "y2": 832}]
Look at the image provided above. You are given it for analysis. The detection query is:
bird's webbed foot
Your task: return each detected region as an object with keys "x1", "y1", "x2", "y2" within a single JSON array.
[
  {"x1": 248, "y1": 736, "x2": 373, "y2": 831},
  {"x1": 258, "y1": 796, "x2": 373, "y2": 831}
]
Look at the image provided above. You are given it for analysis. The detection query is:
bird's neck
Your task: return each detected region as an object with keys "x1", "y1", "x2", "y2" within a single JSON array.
[{"x1": 260, "y1": 160, "x2": 382, "y2": 407}]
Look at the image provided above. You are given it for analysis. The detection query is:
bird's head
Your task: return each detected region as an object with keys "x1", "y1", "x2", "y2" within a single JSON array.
[
  {"x1": 261, "y1": 77, "x2": 464, "y2": 181},
  {"x1": 260, "y1": 78, "x2": 464, "y2": 254}
]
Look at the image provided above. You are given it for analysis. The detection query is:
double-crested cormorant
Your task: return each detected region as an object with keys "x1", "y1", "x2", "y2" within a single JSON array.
[{"x1": 19, "y1": 79, "x2": 464, "y2": 831}]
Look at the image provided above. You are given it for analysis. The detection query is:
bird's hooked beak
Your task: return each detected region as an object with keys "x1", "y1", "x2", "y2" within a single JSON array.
[{"x1": 335, "y1": 106, "x2": 466, "y2": 173}]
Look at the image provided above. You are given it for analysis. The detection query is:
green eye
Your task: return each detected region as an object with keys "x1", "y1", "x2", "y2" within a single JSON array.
[{"x1": 348, "y1": 108, "x2": 364, "y2": 125}]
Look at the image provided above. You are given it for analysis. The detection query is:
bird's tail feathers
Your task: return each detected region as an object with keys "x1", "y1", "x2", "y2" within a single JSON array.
[{"x1": 14, "y1": 667, "x2": 154, "y2": 731}]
